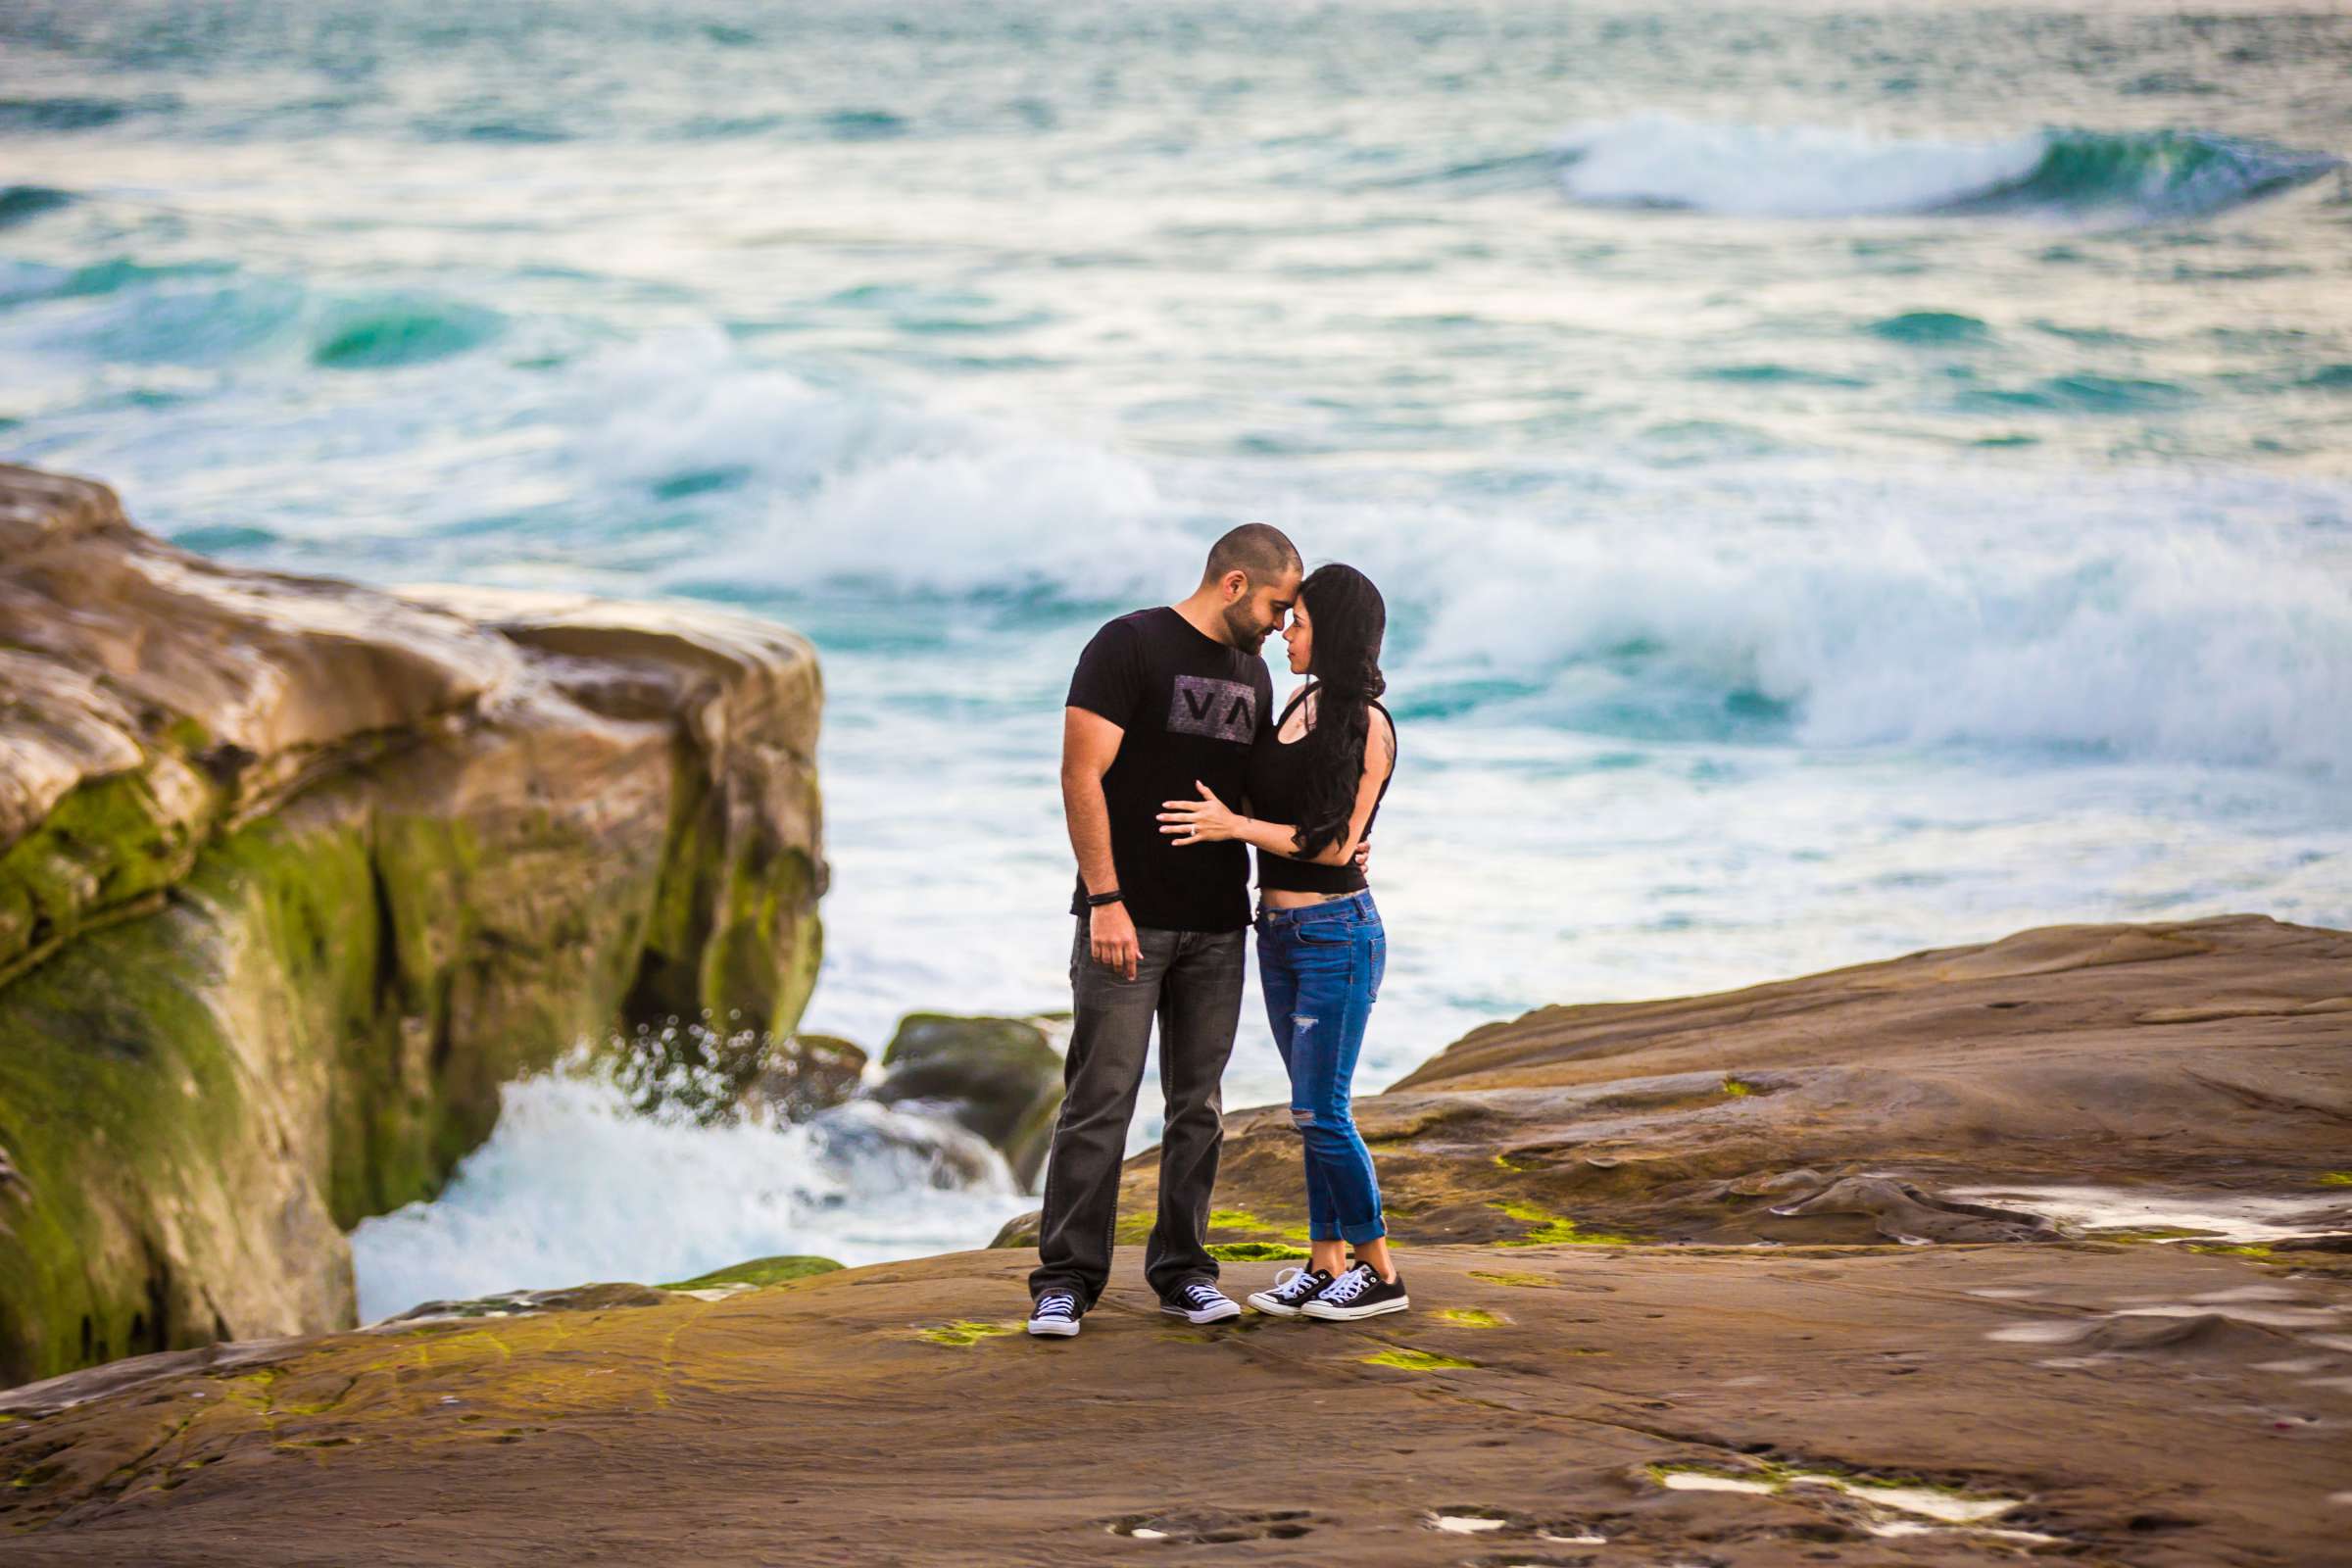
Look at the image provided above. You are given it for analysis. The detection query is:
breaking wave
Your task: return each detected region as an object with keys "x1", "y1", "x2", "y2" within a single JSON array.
[{"x1": 1551, "y1": 116, "x2": 2343, "y2": 221}]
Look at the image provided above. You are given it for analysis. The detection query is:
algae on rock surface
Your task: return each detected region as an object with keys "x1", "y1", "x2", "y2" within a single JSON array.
[
  {"x1": 1206, "y1": 1242, "x2": 1311, "y2": 1261},
  {"x1": 660, "y1": 1255, "x2": 844, "y2": 1292},
  {"x1": 0, "y1": 465, "x2": 828, "y2": 1389}
]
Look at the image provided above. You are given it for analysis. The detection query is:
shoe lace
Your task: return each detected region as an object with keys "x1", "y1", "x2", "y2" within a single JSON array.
[
  {"x1": 1184, "y1": 1282, "x2": 1225, "y2": 1307},
  {"x1": 1272, "y1": 1266, "x2": 1322, "y2": 1298},
  {"x1": 1324, "y1": 1265, "x2": 1376, "y2": 1303},
  {"x1": 1037, "y1": 1292, "x2": 1076, "y2": 1317}
]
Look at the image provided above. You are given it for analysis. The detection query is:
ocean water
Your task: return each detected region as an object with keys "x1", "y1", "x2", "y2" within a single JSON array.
[{"x1": 3, "y1": 0, "x2": 2348, "y2": 1318}]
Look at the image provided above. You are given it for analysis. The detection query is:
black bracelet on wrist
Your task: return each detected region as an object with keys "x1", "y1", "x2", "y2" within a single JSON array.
[{"x1": 1086, "y1": 889, "x2": 1124, "y2": 907}]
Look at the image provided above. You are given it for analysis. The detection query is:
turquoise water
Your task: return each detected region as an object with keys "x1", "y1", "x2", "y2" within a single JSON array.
[{"x1": 4, "y1": 1, "x2": 2349, "y2": 1313}]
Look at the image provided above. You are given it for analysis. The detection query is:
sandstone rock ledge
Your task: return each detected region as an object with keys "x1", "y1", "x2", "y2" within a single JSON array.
[
  {"x1": 993, "y1": 914, "x2": 2352, "y2": 1256},
  {"x1": 0, "y1": 1243, "x2": 2345, "y2": 1566},
  {"x1": 0, "y1": 465, "x2": 825, "y2": 1387}
]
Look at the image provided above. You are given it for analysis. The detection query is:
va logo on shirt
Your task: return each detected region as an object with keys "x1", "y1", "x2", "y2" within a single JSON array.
[{"x1": 1167, "y1": 675, "x2": 1257, "y2": 743}]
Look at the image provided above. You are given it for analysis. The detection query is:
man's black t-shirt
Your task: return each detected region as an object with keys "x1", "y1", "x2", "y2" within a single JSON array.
[{"x1": 1066, "y1": 607, "x2": 1274, "y2": 933}]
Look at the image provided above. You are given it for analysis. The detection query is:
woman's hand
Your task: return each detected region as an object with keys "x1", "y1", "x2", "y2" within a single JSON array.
[{"x1": 1158, "y1": 781, "x2": 1243, "y2": 846}]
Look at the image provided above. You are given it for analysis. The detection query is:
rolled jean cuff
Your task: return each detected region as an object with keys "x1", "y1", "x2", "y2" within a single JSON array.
[
  {"x1": 1341, "y1": 1216, "x2": 1387, "y2": 1246},
  {"x1": 1308, "y1": 1224, "x2": 1344, "y2": 1243}
]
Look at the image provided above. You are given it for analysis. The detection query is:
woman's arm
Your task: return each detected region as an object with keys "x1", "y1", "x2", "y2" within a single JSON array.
[{"x1": 1160, "y1": 711, "x2": 1394, "y2": 863}]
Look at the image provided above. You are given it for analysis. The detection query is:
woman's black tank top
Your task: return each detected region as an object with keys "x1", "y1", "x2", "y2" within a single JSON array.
[{"x1": 1245, "y1": 686, "x2": 1395, "y2": 895}]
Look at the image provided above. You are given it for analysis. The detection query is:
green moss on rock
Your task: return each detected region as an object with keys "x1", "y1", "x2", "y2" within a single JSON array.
[
  {"x1": 1489, "y1": 1200, "x2": 1637, "y2": 1247},
  {"x1": 1207, "y1": 1207, "x2": 1312, "y2": 1244},
  {"x1": 917, "y1": 1320, "x2": 1013, "y2": 1347},
  {"x1": 660, "y1": 1255, "x2": 842, "y2": 1291},
  {"x1": 1362, "y1": 1348, "x2": 1477, "y2": 1371},
  {"x1": 1207, "y1": 1242, "x2": 1311, "y2": 1261},
  {"x1": 0, "y1": 767, "x2": 212, "y2": 980}
]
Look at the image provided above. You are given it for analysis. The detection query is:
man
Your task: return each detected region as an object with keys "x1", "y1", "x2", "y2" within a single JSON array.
[{"x1": 1026, "y1": 523, "x2": 1301, "y2": 1337}]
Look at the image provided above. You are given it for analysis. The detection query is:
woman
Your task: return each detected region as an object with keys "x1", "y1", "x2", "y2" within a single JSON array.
[{"x1": 1159, "y1": 563, "x2": 1402, "y2": 1320}]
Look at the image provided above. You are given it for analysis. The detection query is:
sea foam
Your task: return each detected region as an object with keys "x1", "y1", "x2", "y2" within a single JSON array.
[
  {"x1": 349, "y1": 1063, "x2": 1030, "y2": 1324},
  {"x1": 580, "y1": 327, "x2": 1196, "y2": 599}
]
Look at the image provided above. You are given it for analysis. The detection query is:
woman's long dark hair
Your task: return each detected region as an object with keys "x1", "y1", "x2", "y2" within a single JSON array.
[{"x1": 1290, "y1": 563, "x2": 1388, "y2": 859}]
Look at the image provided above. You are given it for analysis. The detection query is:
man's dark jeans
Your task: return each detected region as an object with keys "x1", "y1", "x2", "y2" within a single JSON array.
[{"x1": 1029, "y1": 919, "x2": 1246, "y2": 1310}]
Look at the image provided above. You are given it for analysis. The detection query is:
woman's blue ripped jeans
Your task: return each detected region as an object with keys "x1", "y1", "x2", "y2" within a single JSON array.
[{"x1": 1255, "y1": 890, "x2": 1387, "y2": 1246}]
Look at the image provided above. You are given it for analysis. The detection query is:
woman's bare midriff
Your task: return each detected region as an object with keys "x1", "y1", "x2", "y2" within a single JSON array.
[{"x1": 1261, "y1": 887, "x2": 1350, "y2": 910}]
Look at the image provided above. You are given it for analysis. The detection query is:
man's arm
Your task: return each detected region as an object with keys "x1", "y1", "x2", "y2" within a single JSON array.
[{"x1": 1062, "y1": 706, "x2": 1140, "y2": 981}]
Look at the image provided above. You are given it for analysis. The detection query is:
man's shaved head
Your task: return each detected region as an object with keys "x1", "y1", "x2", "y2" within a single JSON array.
[
  {"x1": 1202, "y1": 522, "x2": 1302, "y2": 588},
  {"x1": 1193, "y1": 522, "x2": 1302, "y2": 654}
]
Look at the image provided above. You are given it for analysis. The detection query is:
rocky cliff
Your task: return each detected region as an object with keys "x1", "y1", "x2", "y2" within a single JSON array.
[{"x1": 0, "y1": 465, "x2": 826, "y2": 1388}]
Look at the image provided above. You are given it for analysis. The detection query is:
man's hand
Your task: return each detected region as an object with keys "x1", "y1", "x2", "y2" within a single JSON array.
[
  {"x1": 1090, "y1": 900, "x2": 1141, "y2": 981},
  {"x1": 1354, "y1": 836, "x2": 1372, "y2": 876}
]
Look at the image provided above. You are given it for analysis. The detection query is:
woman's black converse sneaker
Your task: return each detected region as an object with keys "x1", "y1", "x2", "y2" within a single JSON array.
[
  {"x1": 1160, "y1": 1280, "x2": 1243, "y2": 1324},
  {"x1": 1027, "y1": 1291, "x2": 1082, "y2": 1338},
  {"x1": 1298, "y1": 1262, "x2": 1408, "y2": 1320},
  {"x1": 1246, "y1": 1265, "x2": 1333, "y2": 1317}
]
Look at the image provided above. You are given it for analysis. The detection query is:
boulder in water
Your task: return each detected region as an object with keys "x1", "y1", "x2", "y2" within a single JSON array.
[
  {"x1": 750, "y1": 1034, "x2": 870, "y2": 1122},
  {"x1": 869, "y1": 1012, "x2": 1063, "y2": 1187}
]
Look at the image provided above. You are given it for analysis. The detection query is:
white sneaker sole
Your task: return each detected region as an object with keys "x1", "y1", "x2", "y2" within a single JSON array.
[
  {"x1": 1160, "y1": 1300, "x2": 1243, "y2": 1324},
  {"x1": 1298, "y1": 1296, "x2": 1409, "y2": 1321},
  {"x1": 1027, "y1": 1317, "x2": 1081, "y2": 1338},
  {"x1": 1246, "y1": 1293, "x2": 1308, "y2": 1316}
]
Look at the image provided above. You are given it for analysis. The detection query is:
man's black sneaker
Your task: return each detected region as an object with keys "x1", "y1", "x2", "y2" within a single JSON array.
[
  {"x1": 1028, "y1": 1291, "x2": 1082, "y2": 1338},
  {"x1": 1160, "y1": 1280, "x2": 1242, "y2": 1324},
  {"x1": 1246, "y1": 1265, "x2": 1333, "y2": 1317},
  {"x1": 1298, "y1": 1262, "x2": 1409, "y2": 1321}
]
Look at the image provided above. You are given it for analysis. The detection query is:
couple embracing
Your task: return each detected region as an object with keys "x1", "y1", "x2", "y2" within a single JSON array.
[{"x1": 1027, "y1": 523, "x2": 1403, "y2": 1337}]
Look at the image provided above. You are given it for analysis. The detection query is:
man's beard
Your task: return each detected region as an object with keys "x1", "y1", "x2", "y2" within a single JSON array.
[{"x1": 1220, "y1": 601, "x2": 1268, "y2": 652}]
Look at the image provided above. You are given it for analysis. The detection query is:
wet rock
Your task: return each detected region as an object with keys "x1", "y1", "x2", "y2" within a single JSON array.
[
  {"x1": 815, "y1": 1099, "x2": 1008, "y2": 1191},
  {"x1": 2273, "y1": 1233, "x2": 2352, "y2": 1253},
  {"x1": 385, "y1": 1262, "x2": 846, "y2": 1320},
  {"x1": 989, "y1": 1209, "x2": 1042, "y2": 1250},
  {"x1": 1720, "y1": 1167, "x2": 1832, "y2": 1199},
  {"x1": 0, "y1": 1334, "x2": 307, "y2": 1419},
  {"x1": 748, "y1": 1034, "x2": 870, "y2": 1122},
  {"x1": 0, "y1": 465, "x2": 827, "y2": 1388},
  {"x1": 387, "y1": 1283, "x2": 674, "y2": 1323},
  {"x1": 2066, "y1": 1311, "x2": 2306, "y2": 1359},
  {"x1": 869, "y1": 1013, "x2": 1062, "y2": 1187},
  {"x1": 1001, "y1": 1078, "x2": 1065, "y2": 1192},
  {"x1": 1764, "y1": 1176, "x2": 2056, "y2": 1244}
]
